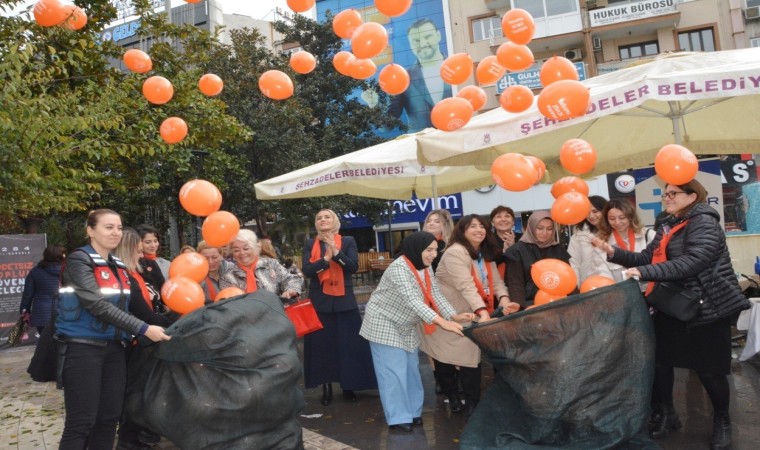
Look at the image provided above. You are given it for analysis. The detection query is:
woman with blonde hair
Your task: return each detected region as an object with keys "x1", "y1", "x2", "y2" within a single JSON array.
[
  {"x1": 302, "y1": 209, "x2": 377, "y2": 405},
  {"x1": 596, "y1": 199, "x2": 655, "y2": 288},
  {"x1": 422, "y1": 209, "x2": 454, "y2": 272},
  {"x1": 229, "y1": 229, "x2": 302, "y2": 297},
  {"x1": 197, "y1": 240, "x2": 238, "y2": 303}
]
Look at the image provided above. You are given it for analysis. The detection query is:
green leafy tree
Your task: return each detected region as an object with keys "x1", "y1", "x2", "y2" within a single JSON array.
[{"x1": 0, "y1": 0, "x2": 250, "y2": 244}]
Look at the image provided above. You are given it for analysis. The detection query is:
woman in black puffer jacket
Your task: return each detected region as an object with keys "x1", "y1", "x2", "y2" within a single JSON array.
[{"x1": 594, "y1": 179, "x2": 749, "y2": 450}]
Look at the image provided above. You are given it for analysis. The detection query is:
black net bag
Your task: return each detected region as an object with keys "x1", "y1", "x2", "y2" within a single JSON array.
[
  {"x1": 461, "y1": 280, "x2": 657, "y2": 450},
  {"x1": 123, "y1": 290, "x2": 305, "y2": 450}
]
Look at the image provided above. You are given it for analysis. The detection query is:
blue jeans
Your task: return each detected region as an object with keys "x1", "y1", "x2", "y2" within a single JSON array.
[{"x1": 59, "y1": 341, "x2": 126, "y2": 450}]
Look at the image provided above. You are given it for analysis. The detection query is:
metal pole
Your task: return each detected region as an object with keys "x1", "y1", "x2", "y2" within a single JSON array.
[
  {"x1": 386, "y1": 200, "x2": 394, "y2": 256},
  {"x1": 431, "y1": 174, "x2": 439, "y2": 209}
]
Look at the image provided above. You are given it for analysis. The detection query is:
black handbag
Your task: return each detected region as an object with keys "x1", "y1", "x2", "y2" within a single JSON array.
[
  {"x1": 646, "y1": 261, "x2": 720, "y2": 322},
  {"x1": 645, "y1": 282, "x2": 701, "y2": 321}
]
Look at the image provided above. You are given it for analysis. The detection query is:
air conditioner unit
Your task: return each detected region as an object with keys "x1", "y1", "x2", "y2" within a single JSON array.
[
  {"x1": 586, "y1": 0, "x2": 608, "y2": 10},
  {"x1": 564, "y1": 48, "x2": 583, "y2": 61},
  {"x1": 747, "y1": 6, "x2": 760, "y2": 20},
  {"x1": 592, "y1": 36, "x2": 602, "y2": 51}
]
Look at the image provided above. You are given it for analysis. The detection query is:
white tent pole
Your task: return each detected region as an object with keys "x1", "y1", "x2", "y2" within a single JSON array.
[
  {"x1": 432, "y1": 175, "x2": 439, "y2": 209},
  {"x1": 669, "y1": 101, "x2": 682, "y2": 145}
]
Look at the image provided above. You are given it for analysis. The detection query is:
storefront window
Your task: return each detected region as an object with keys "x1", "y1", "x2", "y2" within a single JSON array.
[
  {"x1": 678, "y1": 28, "x2": 715, "y2": 52},
  {"x1": 513, "y1": 0, "x2": 577, "y2": 19}
]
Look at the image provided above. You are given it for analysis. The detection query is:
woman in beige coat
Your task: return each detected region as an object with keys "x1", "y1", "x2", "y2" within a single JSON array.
[{"x1": 419, "y1": 215, "x2": 520, "y2": 417}]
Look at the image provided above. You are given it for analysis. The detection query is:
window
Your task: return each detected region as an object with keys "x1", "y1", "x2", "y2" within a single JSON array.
[
  {"x1": 512, "y1": 0, "x2": 577, "y2": 20},
  {"x1": 619, "y1": 41, "x2": 659, "y2": 60},
  {"x1": 472, "y1": 16, "x2": 503, "y2": 42},
  {"x1": 748, "y1": 0, "x2": 760, "y2": 8},
  {"x1": 678, "y1": 28, "x2": 715, "y2": 52},
  {"x1": 751, "y1": 37, "x2": 760, "y2": 47}
]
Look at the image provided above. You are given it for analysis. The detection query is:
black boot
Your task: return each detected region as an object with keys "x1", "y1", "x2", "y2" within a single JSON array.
[
  {"x1": 710, "y1": 411, "x2": 731, "y2": 450},
  {"x1": 649, "y1": 403, "x2": 682, "y2": 439},
  {"x1": 463, "y1": 400, "x2": 478, "y2": 419},
  {"x1": 448, "y1": 394, "x2": 463, "y2": 413},
  {"x1": 321, "y1": 383, "x2": 333, "y2": 405}
]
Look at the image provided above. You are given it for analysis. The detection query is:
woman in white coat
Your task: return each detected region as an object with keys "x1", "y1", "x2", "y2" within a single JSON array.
[{"x1": 568, "y1": 196, "x2": 608, "y2": 285}]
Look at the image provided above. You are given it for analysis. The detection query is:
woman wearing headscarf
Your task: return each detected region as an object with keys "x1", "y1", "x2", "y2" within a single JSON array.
[
  {"x1": 420, "y1": 215, "x2": 520, "y2": 417},
  {"x1": 360, "y1": 231, "x2": 476, "y2": 432},
  {"x1": 504, "y1": 211, "x2": 572, "y2": 308},
  {"x1": 421, "y1": 209, "x2": 454, "y2": 272},
  {"x1": 593, "y1": 179, "x2": 749, "y2": 449},
  {"x1": 302, "y1": 209, "x2": 376, "y2": 405}
]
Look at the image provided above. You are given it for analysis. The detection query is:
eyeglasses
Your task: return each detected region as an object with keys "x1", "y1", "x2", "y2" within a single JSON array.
[{"x1": 661, "y1": 191, "x2": 688, "y2": 199}]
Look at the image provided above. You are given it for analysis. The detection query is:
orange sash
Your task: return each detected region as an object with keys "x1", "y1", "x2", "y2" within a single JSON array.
[
  {"x1": 205, "y1": 275, "x2": 218, "y2": 300},
  {"x1": 497, "y1": 262, "x2": 506, "y2": 281},
  {"x1": 471, "y1": 259, "x2": 496, "y2": 313},
  {"x1": 309, "y1": 236, "x2": 345, "y2": 297},
  {"x1": 129, "y1": 270, "x2": 153, "y2": 310},
  {"x1": 403, "y1": 256, "x2": 440, "y2": 335},
  {"x1": 644, "y1": 221, "x2": 688, "y2": 296},
  {"x1": 238, "y1": 258, "x2": 259, "y2": 293},
  {"x1": 613, "y1": 228, "x2": 636, "y2": 252}
]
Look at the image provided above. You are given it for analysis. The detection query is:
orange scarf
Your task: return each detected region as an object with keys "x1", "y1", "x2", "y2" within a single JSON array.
[
  {"x1": 309, "y1": 236, "x2": 345, "y2": 297},
  {"x1": 143, "y1": 253, "x2": 157, "y2": 260},
  {"x1": 238, "y1": 258, "x2": 259, "y2": 293},
  {"x1": 613, "y1": 228, "x2": 636, "y2": 252},
  {"x1": 205, "y1": 275, "x2": 218, "y2": 300},
  {"x1": 403, "y1": 256, "x2": 440, "y2": 335},
  {"x1": 644, "y1": 221, "x2": 688, "y2": 296},
  {"x1": 129, "y1": 270, "x2": 153, "y2": 310},
  {"x1": 471, "y1": 259, "x2": 495, "y2": 313},
  {"x1": 497, "y1": 262, "x2": 506, "y2": 281}
]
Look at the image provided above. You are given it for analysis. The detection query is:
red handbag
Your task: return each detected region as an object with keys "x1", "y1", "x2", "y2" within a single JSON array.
[{"x1": 284, "y1": 298, "x2": 323, "y2": 337}]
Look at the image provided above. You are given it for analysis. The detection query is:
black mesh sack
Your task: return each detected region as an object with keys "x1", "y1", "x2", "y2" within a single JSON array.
[
  {"x1": 461, "y1": 280, "x2": 657, "y2": 449},
  {"x1": 123, "y1": 291, "x2": 305, "y2": 450}
]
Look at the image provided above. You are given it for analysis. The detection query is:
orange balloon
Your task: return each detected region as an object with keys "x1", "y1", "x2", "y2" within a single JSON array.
[
  {"x1": 551, "y1": 176, "x2": 589, "y2": 198},
  {"x1": 534, "y1": 290, "x2": 565, "y2": 306},
  {"x1": 525, "y1": 155, "x2": 546, "y2": 183},
  {"x1": 580, "y1": 275, "x2": 616, "y2": 293},
  {"x1": 60, "y1": 5, "x2": 87, "y2": 31},
  {"x1": 499, "y1": 85, "x2": 534, "y2": 113},
  {"x1": 491, "y1": 153, "x2": 535, "y2": 192},
  {"x1": 161, "y1": 276, "x2": 205, "y2": 315},
  {"x1": 215, "y1": 287, "x2": 245, "y2": 302},
  {"x1": 198, "y1": 74, "x2": 224, "y2": 96},
  {"x1": 530, "y1": 258, "x2": 576, "y2": 296},
  {"x1": 456, "y1": 86, "x2": 487, "y2": 112},
  {"x1": 537, "y1": 79, "x2": 590, "y2": 121},
  {"x1": 332, "y1": 51, "x2": 355, "y2": 76},
  {"x1": 351, "y1": 22, "x2": 388, "y2": 59},
  {"x1": 501, "y1": 8, "x2": 536, "y2": 45},
  {"x1": 33, "y1": 0, "x2": 67, "y2": 27},
  {"x1": 258, "y1": 70, "x2": 294, "y2": 100},
  {"x1": 290, "y1": 51, "x2": 317, "y2": 74},
  {"x1": 333, "y1": 9, "x2": 363, "y2": 39},
  {"x1": 551, "y1": 192, "x2": 592, "y2": 226},
  {"x1": 169, "y1": 252, "x2": 209, "y2": 283},
  {"x1": 184, "y1": 0, "x2": 202, "y2": 3},
  {"x1": 560, "y1": 138, "x2": 597, "y2": 175},
  {"x1": 440, "y1": 53, "x2": 473, "y2": 85},
  {"x1": 540, "y1": 56, "x2": 579, "y2": 87},
  {"x1": 475, "y1": 55, "x2": 506, "y2": 86},
  {"x1": 179, "y1": 179, "x2": 222, "y2": 217},
  {"x1": 202, "y1": 211, "x2": 240, "y2": 247},
  {"x1": 123, "y1": 49, "x2": 152, "y2": 74},
  {"x1": 142, "y1": 76, "x2": 174, "y2": 105},
  {"x1": 159, "y1": 117, "x2": 188, "y2": 144},
  {"x1": 430, "y1": 97, "x2": 473, "y2": 132},
  {"x1": 654, "y1": 144, "x2": 699, "y2": 185},
  {"x1": 378, "y1": 64, "x2": 410, "y2": 95},
  {"x1": 286, "y1": 0, "x2": 315, "y2": 13},
  {"x1": 349, "y1": 58, "x2": 377, "y2": 79},
  {"x1": 496, "y1": 42, "x2": 534, "y2": 72},
  {"x1": 375, "y1": 0, "x2": 412, "y2": 17}
]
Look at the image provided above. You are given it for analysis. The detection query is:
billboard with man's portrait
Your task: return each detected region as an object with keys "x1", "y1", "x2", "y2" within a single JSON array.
[{"x1": 316, "y1": 0, "x2": 452, "y2": 134}]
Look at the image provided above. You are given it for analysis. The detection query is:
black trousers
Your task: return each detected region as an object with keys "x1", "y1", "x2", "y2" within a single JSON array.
[
  {"x1": 59, "y1": 341, "x2": 127, "y2": 450},
  {"x1": 434, "y1": 359, "x2": 482, "y2": 403}
]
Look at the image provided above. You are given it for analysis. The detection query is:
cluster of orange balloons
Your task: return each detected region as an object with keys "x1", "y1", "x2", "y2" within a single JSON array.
[
  {"x1": 549, "y1": 176, "x2": 592, "y2": 226},
  {"x1": 33, "y1": 0, "x2": 87, "y2": 30},
  {"x1": 530, "y1": 259, "x2": 576, "y2": 306},
  {"x1": 655, "y1": 144, "x2": 699, "y2": 184}
]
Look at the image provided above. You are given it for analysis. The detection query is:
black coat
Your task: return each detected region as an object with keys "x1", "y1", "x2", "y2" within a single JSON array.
[
  {"x1": 302, "y1": 236, "x2": 359, "y2": 313},
  {"x1": 504, "y1": 241, "x2": 571, "y2": 307},
  {"x1": 610, "y1": 203, "x2": 749, "y2": 325},
  {"x1": 21, "y1": 264, "x2": 61, "y2": 327}
]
